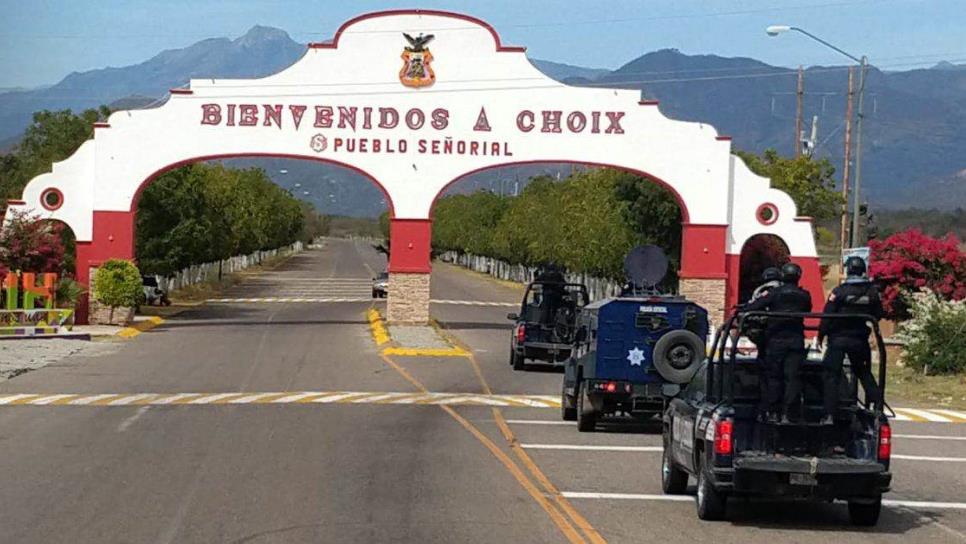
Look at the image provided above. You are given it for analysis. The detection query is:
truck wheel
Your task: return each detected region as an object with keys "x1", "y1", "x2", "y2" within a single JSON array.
[
  {"x1": 848, "y1": 496, "x2": 882, "y2": 526},
  {"x1": 561, "y1": 381, "x2": 577, "y2": 421},
  {"x1": 662, "y1": 445, "x2": 688, "y2": 495},
  {"x1": 577, "y1": 383, "x2": 597, "y2": 432},
  {"x1": 696, "y1": 463, "x2": 726, "y2": 521},
  {"x1": 511, "y1": 351, "x2": 526, "y2": 371},
  {"x1": 653, "y1": 330, "x2": 706, "y2": 384}
]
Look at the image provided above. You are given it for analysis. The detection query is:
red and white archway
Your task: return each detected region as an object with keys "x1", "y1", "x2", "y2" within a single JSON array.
[{"x1": 8, "y1": 9, "x2": 822, "y2": 324}]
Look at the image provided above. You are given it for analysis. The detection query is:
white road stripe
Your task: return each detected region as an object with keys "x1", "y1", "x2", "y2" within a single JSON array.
[
  {"x1": 506, "y1": 419, "x2": 572, "y2": 426},
  {"x1": 932, "y1": 409, "x2": 966, "y2": 421},
  {"x1": 0, "y1": 394, "x2": 36, "y2": 405},
  {"x1": 895, "y1": 434, "x2": 966, "y2": 441},
  {"x1": 897, "y1": 408, "x2": 951, "y2": 422},
  {"x1": 560, "y1": 492, "x2": 966, "y2": 510},
  {"x1": 117, "y1": 406, "x2": 151, "y2": 432},
  {"x1": 522, "y1": 444, "x2": 663, "y2": 452},
  {"x1": 29, "y1": 394, "x2": 77, "y2": 405},
  {"x1": 892, "y1": 454, "x2": 966, "y2": 462},
  {"x1": 108, "y1": 394, "x2": 157, "y2": 406}
]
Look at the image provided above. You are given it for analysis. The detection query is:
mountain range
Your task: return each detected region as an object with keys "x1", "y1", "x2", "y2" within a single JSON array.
[{"x1": 2, "y1": 25, "x2": 964, "y2": 215}]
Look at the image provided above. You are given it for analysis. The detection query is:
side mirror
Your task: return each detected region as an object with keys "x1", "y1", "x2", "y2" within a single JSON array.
[{"x1": 507, "y1": 313, "x2": 519, "y2": 321}]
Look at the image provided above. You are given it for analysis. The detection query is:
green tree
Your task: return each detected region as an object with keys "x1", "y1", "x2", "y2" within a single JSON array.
[
  {"x1": 735, "y1": 149, "x2": 842, "y2": 221},
  {"x1": 612, "y1": 171, "x2": 684, "y2": 276}
]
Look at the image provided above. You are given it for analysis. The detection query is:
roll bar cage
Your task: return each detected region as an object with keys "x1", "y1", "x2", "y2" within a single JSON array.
[{"x1": 707, "y1": 311, "x2": 887, "y2": 417}]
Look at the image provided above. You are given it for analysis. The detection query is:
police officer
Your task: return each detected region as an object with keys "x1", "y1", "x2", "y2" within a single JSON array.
[
  {"x1": 817, "y1": 256, "x2": 883, "y2": 424},
  {"x1": 751, "y1": 267, "x2": 782, "y2": 302},
  {"x1": 743, "y1": 263, "x2": 813, "y2": 423},
  {"x1": 746, "y1": 267, "x2": 782, "y2": 409}
]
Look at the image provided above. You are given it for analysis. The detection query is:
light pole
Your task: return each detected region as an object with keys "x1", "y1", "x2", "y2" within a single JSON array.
[{"x1": 766, "y1": 25, "x2": 868, "y2": 248}]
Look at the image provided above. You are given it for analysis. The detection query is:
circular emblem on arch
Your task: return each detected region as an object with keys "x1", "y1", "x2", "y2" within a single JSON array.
[
  {"x1": 756, "y1": 203, "x2": 779, "y2": 226},
  {"x1": 310, "y1": 134, "x2": 328, "y2": 153},
  {"x1": 40, "y1": 188, "x2": 64, "y2": 211}
]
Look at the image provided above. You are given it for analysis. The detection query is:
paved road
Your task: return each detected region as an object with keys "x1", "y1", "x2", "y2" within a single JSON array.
[{"x1": 1, "y1": 238, "x2": 964, "y2": 543}]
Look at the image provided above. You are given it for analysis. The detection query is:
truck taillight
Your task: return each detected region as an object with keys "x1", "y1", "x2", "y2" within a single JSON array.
[
  {"x1": 713, "y1": 419, "x2": 733, "y2": 456},
  {"x1": 516, "y1": 324, "x2": 526, "y2": 343},
  {"x1": 878, "y1": 423, "x2": 892, "y2": 461}
]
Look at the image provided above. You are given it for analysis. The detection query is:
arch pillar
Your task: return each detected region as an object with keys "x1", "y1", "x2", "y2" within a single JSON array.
[
  {"x1": 678, "y1": 223, "x2": 728, "y2": 327},
  {"x1": 74, "y1": 210, "x2": 136, "y2": 324},
  {"x1": 386, "y1": 218, "x2": 432, "y2": 323}
]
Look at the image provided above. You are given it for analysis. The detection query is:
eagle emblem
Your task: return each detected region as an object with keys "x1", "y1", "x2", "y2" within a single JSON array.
[{"x1": 400, "y1": 33, "x2": 435, "y2": 88}]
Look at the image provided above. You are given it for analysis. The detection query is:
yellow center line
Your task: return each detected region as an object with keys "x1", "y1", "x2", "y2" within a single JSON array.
[
  {"x1": 88, "y1": 395, "x2": 128, "y2": 406},
  {"x1": 48, "y1": 395, "x2": 82, "y2": 405},
  {"x1": 6, "y1": 395, "x2": 44, "y2": 405}
]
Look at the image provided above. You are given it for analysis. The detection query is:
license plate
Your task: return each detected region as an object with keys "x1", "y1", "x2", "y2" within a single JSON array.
[{"x1": 790, "y1": 473, "x2": 817, "y2": 486}]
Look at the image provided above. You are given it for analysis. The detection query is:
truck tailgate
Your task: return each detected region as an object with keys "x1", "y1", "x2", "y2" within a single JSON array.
[{"x1": 735, "y1": 453, "x2": 885, "y2": 474}]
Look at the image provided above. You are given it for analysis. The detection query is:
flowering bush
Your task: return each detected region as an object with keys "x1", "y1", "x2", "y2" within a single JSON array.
[
  {"x1": 898, "y1": 290, "x2": 966, "y2": 374},
  {"x1": 869, "y1": 229, "x2": 966, "y2": 320},
  {"x1": 0, "y1": 210, "x2": 66, "y2": 275}
]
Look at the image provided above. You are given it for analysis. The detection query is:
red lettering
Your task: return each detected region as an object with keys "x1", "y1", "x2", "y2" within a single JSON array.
[
  {"x1": 418, "y1": 139, "x2": 427, "y2": 153},
  {"x1": 504, "y1": 142, "x2": 513, "y2": 156},
  {"x1": 591, "y1": 111, "x2": 601, "y2": 133},
  {"x1": 338, "y1": 106, "x2": 357, "y2": 130},
  {"x1": 227, "y1": 104, "x2": 236, "y2": 126},
  {"x1": 359, "y1": 139, "x2": 368, "y2": 152},
  {"x1": 398, "y1": 139, "x2": 407, "y2": 153},
  {"x1": 405, "y1": 108, "x2": 425, "y2": 130},
  {"x1": 431, "y1": 108, "x2": 449, "y2": 130},
  {"x1": 289, "y1": 105, "x2": 307, "y2": 129},
  {"x1": 431, "y1": 140, "x2": 440, "y2": 154},
  {"x1": 470, "y1": 142, "x2": 480, "y2": 155},
  {"x1": 373, "y1": 139, "x2": 381, "y2": 152},
  {"x1": 566, "y1": 112, "x2": 586, "y2": 132},
  {"x1": 490, "y1": 142, "x2": 500, "y2": 155},
  {"x1": 379, "y1": 107, "x2": 399, "y2": 129},
  {"x1": 605, "y1": 111, "x2": 626, "y2": 134},
  {"x1": 201, "y1": 104, "x2": 221, "y2": 125},
  {"x1": 263, "y1": 104, "x2": 282, "y2": 128},
  {"x1": 516, "y1": 110, "x2": 535, "y2": 132},
  {"x1": 238, "y1": 104, "x2": 258, "y2": 126},
  {"x1": 363, "y1": 107, "x2": 373, "y2": 129},
  {"x1": 541, "y1": 111, "x2": 562, "y2": 133},
  {"x1": 473, "y1": 107, "x2": 491, "y2": 132},
  {"x1": 314, "y1": 106, "x2": 333, "y2": 128}
]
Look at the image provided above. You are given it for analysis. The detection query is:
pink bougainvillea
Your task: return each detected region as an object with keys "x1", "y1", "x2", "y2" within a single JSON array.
[
  {"x1": 869, "y1": 229, "x2": 966, "y2": 320},
  {"x1": 0, "y1": 210, "x2": 66, "y2": 275}
]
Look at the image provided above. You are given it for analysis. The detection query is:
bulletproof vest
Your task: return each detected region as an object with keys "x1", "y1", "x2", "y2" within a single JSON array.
[
  {"x1": 830, "y1": 281, "x2": 879, "y2": 337},
  {"x1": 764, "y1": 283, "x2": 811, "y2": 338}
]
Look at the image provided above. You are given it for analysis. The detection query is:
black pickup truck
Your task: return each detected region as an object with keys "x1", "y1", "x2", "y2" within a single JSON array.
[
  {"x1": 662, "y1": 310, "x2": 891, "y2": 526},
  {"x1": 507, "y1": 279, "x2": 589, "y2": 370}
]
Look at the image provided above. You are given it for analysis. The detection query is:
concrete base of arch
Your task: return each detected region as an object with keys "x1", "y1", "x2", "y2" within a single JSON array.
[
  {"x1": 387, "y1": 273, "x2": 431, "y2": 323},
  {"x1": 679, "y1": 278, "x2": 727, "y2": 329}
]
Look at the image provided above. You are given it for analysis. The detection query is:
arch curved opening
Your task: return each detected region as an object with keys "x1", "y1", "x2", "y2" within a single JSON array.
[{"x1": 737, "y1": 233, "x2": 791, "y2": 303}]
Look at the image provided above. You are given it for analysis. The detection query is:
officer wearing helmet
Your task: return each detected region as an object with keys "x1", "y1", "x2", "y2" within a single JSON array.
[
  {"x1": 751, "y1": 267, "x2": 782, "y2": 301},
  {"x1": 817, "y1": 256, "x2": 883, "y2": 425},
  {"x1": 742, "y1": 262, "x2": 813, "y2": 423}
]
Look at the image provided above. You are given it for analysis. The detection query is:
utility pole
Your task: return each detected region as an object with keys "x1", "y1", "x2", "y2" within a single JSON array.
[
  {"x1": 850, "y1": 57, "x2": 868, "y2": 248},
  {"x1": 840, "y1": 66, "x2": 855, "y2": 254},
  {"x1": 795, "y1": 65, "x2": 804, "y2": 157}
]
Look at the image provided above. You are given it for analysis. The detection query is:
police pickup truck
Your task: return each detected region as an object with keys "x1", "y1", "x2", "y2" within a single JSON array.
[
  {"x1": 662, "y1": 310, "x2": 891, "y2": 525},
  {"x1": 507, "y1": 269, "x2": 589, "y2": 370},
  {"x1": 561, "y1": 246, "x2": 709, "y2": 431}
]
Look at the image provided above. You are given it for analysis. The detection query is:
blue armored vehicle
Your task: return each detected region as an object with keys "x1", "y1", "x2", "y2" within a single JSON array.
[{"x1": 561, "y1": 246, "x2": 709, "y2": 431}]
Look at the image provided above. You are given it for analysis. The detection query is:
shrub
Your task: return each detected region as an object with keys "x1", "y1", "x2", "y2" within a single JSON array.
[
  {"x1": 93, "y1": 259, "x2": 142, "y2": 311},
  {"x1": 898, "y1": 290, "x2": 966, "y2": 375},
  {"x1": 869, "y1": 229, "x2": 966, "y2": 320},
  {"x1": 56, "y1": 277, "x2": 86, "y2": 308}
]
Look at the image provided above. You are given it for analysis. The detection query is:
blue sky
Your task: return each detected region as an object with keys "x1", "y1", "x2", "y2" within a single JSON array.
[{"x1": 2, "y1": 0, "x2": 964, "y2": 88}]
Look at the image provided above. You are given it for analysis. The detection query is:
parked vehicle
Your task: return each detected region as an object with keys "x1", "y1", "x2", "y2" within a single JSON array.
[
  {"x1": 561, "y1": 246, "x2": 708, "y2": 431},
  {"x1": 372, "y1": 272, "x2": 389, "y2": 298},
  {"x1": 141, "y1": 275, "x2": 171, "y2": 306},
  {"x1": 507, "y1": 272, "x2": 589, "y2": 370},
  {"x1": 661, "y1": 310, "x2": 891, "y2": 525}
]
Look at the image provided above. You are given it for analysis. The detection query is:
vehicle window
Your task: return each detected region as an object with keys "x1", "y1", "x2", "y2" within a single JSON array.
[{"x1": 377, "y1": 272, "x2": 389, "y2": 280}]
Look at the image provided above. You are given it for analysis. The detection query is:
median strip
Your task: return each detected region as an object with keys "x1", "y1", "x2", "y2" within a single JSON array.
[{"x1": 117, "y1": 316, "x2": 164, "y2": 338}]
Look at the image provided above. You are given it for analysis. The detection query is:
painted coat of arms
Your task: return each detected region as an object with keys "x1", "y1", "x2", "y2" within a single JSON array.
[{"x1": 400, "y1": 33, "x2": 435, "y2": 88}]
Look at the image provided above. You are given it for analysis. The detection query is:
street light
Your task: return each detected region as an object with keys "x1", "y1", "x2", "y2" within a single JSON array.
[{"x1": 767, "y1": 24, "x2": 868, "y2": 248}]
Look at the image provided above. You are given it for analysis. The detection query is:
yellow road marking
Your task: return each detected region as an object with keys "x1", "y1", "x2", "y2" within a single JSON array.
[
  {"x1": 367, "y1": 308, "x2": 391, "y2": 346},
  {"x1": 378, "y1": 353, "x2": 586, "y2": 543},
  {"x1": 6, "y1": 395, "x2": 44, "y2": 405},
  {"x1": 118, "y1": 316, "x2": 165, "y2": 338},
  {"x1": 381, "y1": 346, "x2": 470, "y2": 357}
]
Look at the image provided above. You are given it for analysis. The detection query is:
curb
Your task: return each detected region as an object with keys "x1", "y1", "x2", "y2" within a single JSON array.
[
  {"x1": 117, "y1": 316, "x2": 165, "y2": 338},
  {"x1": 368, "y1": 308, "x2": 469, "y2": 357}
]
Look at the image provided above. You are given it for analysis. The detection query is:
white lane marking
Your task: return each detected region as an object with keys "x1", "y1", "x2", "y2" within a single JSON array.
[
  {"x1": 522, "y1": 444, "x2": 663, "y2": 452},
  {"x1": 898, "y1": 408, "x2": 952, "y2": 423},
  {"x1": 896, "y1": 434, "x2": 966, "y2": 441},
  {"x1": 0, "y1": 394, "x2": 35, "y2": 405},
  {"x1": 109, "y1": 393, "x2": 156, "y2": 406},
  {"x1": 29, "y1": 394, "x2": 77, "y2": 405},
  {"x1": 506, "y1": 419, "x2": 572, "y2": 426},
  {"x1": 933, "y1": 409, "x2": 966, "y2": 421},
  {"x1": 188, "y1": 393, "x2": 244, "y2": 404},
  {"x1": 431, "y1": 299, "x2": 519, "y2": 307},
  {"x1": 561, "y1": 492, "x2": 966, "y2": 510},
  {"x1": 892, "y1": 454, "x2": 966, "y2": 462},
  {"x1": 117, "y1": 406, "x2": 151, "y2": 432}
]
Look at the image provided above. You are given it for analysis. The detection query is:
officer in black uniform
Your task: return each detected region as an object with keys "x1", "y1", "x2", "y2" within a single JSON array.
[
  {"x1": 742, "y1": 262, "x2": 813, "y2": 423},
  {"x1": 817, "y1": 256, "x2": 883, "y2": 424}
]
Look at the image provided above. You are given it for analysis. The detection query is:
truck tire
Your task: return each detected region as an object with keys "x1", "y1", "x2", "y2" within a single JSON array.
[
  {"x1": 696, "y1": 462, "x2": 726, "y2": 521},
  {"x1": 511, "y1": 350, "x2": 526, "y2": 371},
  {"x1": 848, "y1": 496, "x2": 882, "y2": 526},
  {"x1": 577, "y1": 382, "x2": 597, "y2": 432},
  {"x1": 653, "y1": 330, "x2": 705, "y2": 384},
  {"x1": 662, "y1": 442, "x2": 688, "y2": 495},
  {"x1": 561, "y1": 381, "x2": 577, "y2": 421}
]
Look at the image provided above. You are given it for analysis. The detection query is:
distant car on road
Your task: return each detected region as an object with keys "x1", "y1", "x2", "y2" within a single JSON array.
[
  {"x1": 141, "y1": 275, "x2": 171, "y2": 306},
  {"x1": 372, "y1": 272, "x2": 389, "y2": 298},
  {"x1": 662, "y1": 309, "x2": 891, "y2": 525},
  {"x1": 506, "y1": 273, "x2": 589, "y2": 370}
]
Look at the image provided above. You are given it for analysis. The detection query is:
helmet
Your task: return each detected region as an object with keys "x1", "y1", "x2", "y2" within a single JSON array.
[
  {"x1": 845, "y1": 256, "x2": 867, "y2": 278},
  {"x1": 780, "y1": 262, "x2": 802, "y2": 284},
  {"x1": 761, "y1": 267, "x2": 781, "y2": 282}
]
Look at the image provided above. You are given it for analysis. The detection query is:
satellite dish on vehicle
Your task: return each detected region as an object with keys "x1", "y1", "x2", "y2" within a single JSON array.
[{"x1": 623, "y1": 245, "x2": 668, "y2": 289}]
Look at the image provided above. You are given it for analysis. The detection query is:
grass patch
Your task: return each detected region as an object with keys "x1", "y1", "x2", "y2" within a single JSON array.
[{"x1": 882, "y1": 345, "x2": 966, "y2": 409}]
